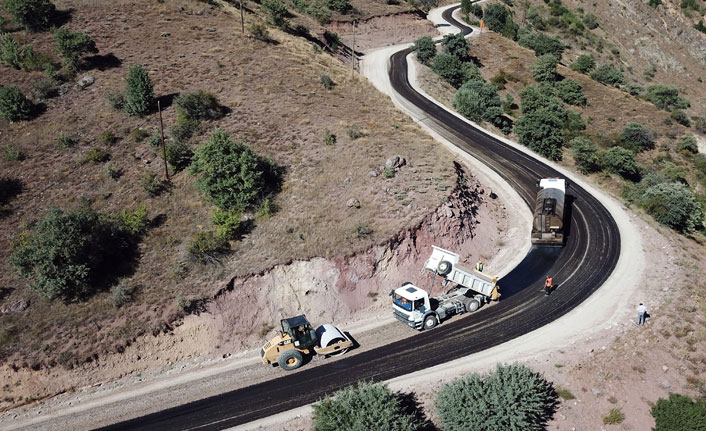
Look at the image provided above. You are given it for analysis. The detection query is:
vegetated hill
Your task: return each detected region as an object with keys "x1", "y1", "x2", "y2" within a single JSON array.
[{"x1": 0, "y1": 0, "x2": 455, "y2": 372}]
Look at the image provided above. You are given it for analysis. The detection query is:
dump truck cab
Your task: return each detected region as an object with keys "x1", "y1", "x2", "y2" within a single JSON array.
[{"x1": 392, "y1": 283, "x2": 434, "y2": 329}]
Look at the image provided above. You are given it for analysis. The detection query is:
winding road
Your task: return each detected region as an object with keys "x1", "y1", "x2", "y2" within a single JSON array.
[{"x1": 99, "y1": 6, "x2": 621, "y2": 431}]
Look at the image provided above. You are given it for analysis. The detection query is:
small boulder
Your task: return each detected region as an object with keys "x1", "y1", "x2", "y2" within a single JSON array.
[
  {"x1": 346, "y1": 198, "x2": 360, "y2": 208},
  {"x1": 369, "y1": 170, "x2": 378, "y2": 177},
  {"x1": 660, "y1": 379, "x2": 672, "y2": 389},
  {"x1": 385, "y1": 155, "x2": 406, "y2": 169},
  {"x1": 77, "y1": 75, "x2": 95, "y2": 89}
]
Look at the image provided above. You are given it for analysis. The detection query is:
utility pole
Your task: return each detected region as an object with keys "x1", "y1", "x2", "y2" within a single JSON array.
[
  {"x1": 157, "y1": 100, "x2": 169, "y2": 182},
  {"x1": 240, "y1": 0, "x2": 245, "y2": 33},
  {"x1": 351, "y1": 20, "x2": 356, "y2": 75}
]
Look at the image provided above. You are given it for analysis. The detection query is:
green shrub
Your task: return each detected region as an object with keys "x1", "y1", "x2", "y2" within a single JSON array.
[
  {"x1": 212, "y1": 208, "x2": 241, "y2": 240},
  {"x1": 33, "y1": 76, "x2": 56, "y2": 99},
  {"x1": 256, "y1": 198, "x2": 275, "y2": 219},
  {"x1": 469, "y1": 3, "x2": 483, "y2": 17},
  {"x1": 442, "y1": 33, "x2": 470, "y2": 61},
  {"x1": 583, "y1": 12, "x2": 598, "y2": 29},
  {"x1": 308, "y1": 1, "x2": 331, "y2": 25},
  {"x1": 99, "y1": 130, "x2": 116, "y2": 145},
  {"x1": 313, "y1": 381, "x2": 422, "y2": 431},
  {"x1": 0, "y1": 33, "x2": 23, "y2": 69},
  {"x1": 638, "y1": 182, "x2": 704, "y2": 232},
  {"x1": 625, "y1": 82, "x2": 643, "y2": 96},
  {"x1": 3, "y1": 0, "x2": 56, "y2": 31},
  {"x1": 85, "y1": 147, "x2": 110, "y2": 163},
  {"x1": 3, "y1": 144, "x2": 23, "y2": 161},
  {"x1": 187, "y1": 231, "x2": 230, "y2": 263},
  {"x1": 556, "y1": 78, "x2": 587, "y2": 106},
  {"x1": 570, "y1": 136, "x2": 601, "y2": 173},
  {"x1": 147, "y1": 130, "x2": 162, "y2": 147},
  {"x1": 670, "y1": 109, "x2": 691, "y2": 127},
  {"x1": 660, "y1": 161, "x2": 689, "y2": 184},
  {"x1": 591, "y1": 64, "x2": 625, "y2": 87},
  {"x1": 413, "y1": 36, "x2": 436, "y2": 65},
  {"x1": 621, "y1": 122, "x2": 654, "y2": 152},
  {"x1": 570, "y1": 54, "x2": 595, "y2": 74},
  {"x1": 118, "y1": 204, "x2": 149, "y2": 235},
  {"x1": 649, "y1": 0, "x2": 662, "y2": 7},
  {"x1": 320, "y1": 73, "x2": 334, "y2": 90},
  {"x1": 532, "y1": 54, "x2": 558, "y2": 83},
  {"x1": 462, "y1": 62, "x2": 483, "y2": 83},
  {"x1": 601, "y1": 147, "x2": 639, "y2": 179},
  {"x1": 166, "y1": 140, "x2": 194, "y2": 172},
  {"x1": 110, "y1": 282, "x2": 132, "y2": 308},
  {"x1": 104, "y1": 162, "x2": 121, "y2": 180},
  {"x1": 123, "y1": 64, "x2": 155, "y2": 117},
  {"x1": 175, "y1": 90, "x2": 223, "y2": 122},
  {"x1": 677, "y1": 135, "x2": 698, "y2": 153},
  {"x1": 453, "y1": 79, "x2": 502, "y2": 123},
  {"x1": 323, "y1": 129, "x2": 336, "y2": 145},
  {"x1": 436, "y1": 364, "x2": 557, "y2": 431},
  {"x1": 140, "y1": 172, "x2": 162, "y2": 196},
  {"x1": 432, "y1": 53, "x2": 465, "y2": 88},
  {"x1": 383, "y1": 166, "x2": 395, "y2": 178},
  {"x1": 53, "y1": 28, "x2": 98, "y2": 71},
  {"x1": 189, "y1": 129, "x2": 271, "y2": 211},
  {"x1": 169, "y1": 117, "x2": 198, "y2": 144},
  {"x1": 0, "y1": 85, "x2": 33, "y2": 121},
  {"x1": 651, "y1": 393, "x2": 706, "y2": 431},
  {"x1": 602, "y1": 408, "x2": 625, "y2": 425},
  {"x1": 57, "y1": 133, "x2": 76, "y2": 148},
  {"x1": 347, "y1": 125, "x2": 365, "y2": 140},
  {"x1": 250, "y1": 23, "x2": 270, "y2": 41},
  {"x1": 555, "y1": 387, "x2": 576, "y2": 400},
  {"x1": 325, "y1": 0, "x2": 350, "y2": 13},
  {"x1": 262, "y1": 0, "x2": 288, "y2": 28},
  {"x1": 646, "y1": 85, "x2": 689, "y2": 111},
  {"x1": 106, "y1": 89, "x2": 125, "y2": 111},
  {"x1": 518, "y1": 30, "x2": 565, "y2": 58},
  {"x1": 129, "y1": 128, "x2": 150, "y2": 143},
  {"x1": 8, "y1": 206, "x2": 137, "y2": 302}
]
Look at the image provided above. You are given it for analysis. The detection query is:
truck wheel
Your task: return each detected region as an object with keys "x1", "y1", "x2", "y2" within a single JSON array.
[
  {"x1": 466, "y1": 299, "x2": 480, "y2": 312},
  {"x1": 278, "y1": 349, "x2": 304, "y2": 371},
  {"x1": 437, "y1": 260, "x2": 452, "y2": 276},
  {"x1": 423, "y1": 315, "x2": 437, "y2": 330}
]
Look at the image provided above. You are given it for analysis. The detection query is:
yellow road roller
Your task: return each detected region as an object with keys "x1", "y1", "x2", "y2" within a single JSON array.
[{"x1": 260, "y1": 315, "x2": 353, "y2": 371}]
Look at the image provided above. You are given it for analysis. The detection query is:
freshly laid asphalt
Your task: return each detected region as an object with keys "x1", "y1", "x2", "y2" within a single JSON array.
[{"x1": 99, "y1": 8, "x2": 620, "y2": 431}]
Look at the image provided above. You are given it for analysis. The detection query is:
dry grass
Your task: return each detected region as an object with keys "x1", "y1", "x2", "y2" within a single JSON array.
[{"x1": 0, "y1": 0, "x2": 454, "y2": 368}]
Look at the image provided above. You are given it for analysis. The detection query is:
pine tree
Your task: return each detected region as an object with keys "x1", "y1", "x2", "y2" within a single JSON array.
[{"x1": 123, "y1": 64, "x2": 155, "y2": 117}]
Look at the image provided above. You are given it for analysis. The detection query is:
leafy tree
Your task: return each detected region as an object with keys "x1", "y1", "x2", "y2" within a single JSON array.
[
  {"x1": 413, "y1": 36, "x2": 436, "y2": 65},
  {"x1": 123, "y1": 64, "x2": 155, "y2": 117},
  {"x1": 556, "y1": 78, "x2": 587, "y2": 105},
  {"x1": 677, "y1": 135, "x2": 698, "y2": 154},
  {"x1": 531, "y1": 54, "x2": 558, "y2": 83},
  {"x1": 515, "y1": 85, "x2": 568, "y2": 160},
  {"x1": 639, "y1": 183, "x2": 704, "y2": 233},
  {"x1": 436, "y1": 364, "x2": 557, "y2": 431},
  {"x1": 570, "y1": 136, "x2": 601, "y2": 173},
  {"x1": 2, "y1": 0, "x2": 56, "y2": 31},
  {"x1": 431, "y1": 53, "x2": 465, "y2": 88},
  {"x1": 590, "y1": 64, "x2": 625, "y2": 87},
  {"x1": 53, "y1": 28, "x2": 98, "y2": 71},
  {"x1": 621, "y1": 122, "x2": 654, "y2": 152},
  {"x1": 0, "y1": 85, "x2": 33, "y2": 121},
  {"x1": 8, "y1": 207, "x2": 137, "y2": 302},
  {"x1": 484, "y1": 3, "x2": 510, "y2": 33},
  {"x1": 646, "y1": 85, "x2": 690, "y2": 110},
  {"x1": 518, "y1": 83, "x2": 558, "y2": 114},
  {"x1": 453, "y1": 79, "x2": 502, "y2": 123},
  {"x1": 442, "y1": 33, "x2": 470, "y2": 62},
  {"x1": 570, "y1": 54, "x2": 595, "y2": 74},
  {"x1": 518, "y1": 30, "x2": 565, "y2": 58},
  {"x1": 0, "y1": 33, "x2": 23, "y2": 69},
  {"x1": 601, "y1": 147, "x2": 639, "y2": 180},
  {"x1": 189, "y1": 129, "x2": 269, "y2": 211},
  {"x1": 469, "y1": 3, "x2": 483, "y2": 18},
  {"x1": 460, "y1": 0, "x2": 472, "y2": 16},
  {"x1": 262, "y1": 0, "x2": 288, "y2": 28},
  {"x1": 313, "y1": 381, "x2": 422, "y2": 431},
  {"x1": 651, "y1": 393, "x2": 706, "y2": 431}
]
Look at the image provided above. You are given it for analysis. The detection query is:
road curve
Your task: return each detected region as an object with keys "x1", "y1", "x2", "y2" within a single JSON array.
[{"x1": 99, "y1": 8, "x2": 621, "y2": 431}]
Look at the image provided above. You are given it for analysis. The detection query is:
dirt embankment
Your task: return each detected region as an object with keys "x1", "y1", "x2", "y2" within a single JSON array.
[{"x1": 0, "y1": 165, "x2": 504, "y2": 412}]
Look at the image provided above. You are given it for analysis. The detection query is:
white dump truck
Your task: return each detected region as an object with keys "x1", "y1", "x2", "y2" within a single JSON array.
[{"x1": 391, "y1": 246, "x2": 501, "y2": 330}]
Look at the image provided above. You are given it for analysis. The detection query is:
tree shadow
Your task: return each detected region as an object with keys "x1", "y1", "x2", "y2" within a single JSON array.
[
  {"x1": 50, "y1": 8, "x2": 73, "y2": 28},
  {"x1": 396, "y1": 391, "x2": 438, "y2": 431},
  {"x1": 83, "y1": 53, "x2": 122, "y2": 71},
  {"x1": 0, "y1": 287, "x2": 14, "y2": 302},
  {"x1": 0, "y1": 177, "x2": 24, "y2": 207},
  {"x1": 157, "y1": 93, "x2": 180, "y2": 110}
]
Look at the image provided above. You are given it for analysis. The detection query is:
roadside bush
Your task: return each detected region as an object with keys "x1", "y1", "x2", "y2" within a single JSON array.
[
  {"x1": 0, "y1": 85, "x2": 33, "y2": 121},
  {"x1": 212, "y1": 208, "x2": 241, "y2": 240},
  {"x1": 0, "y1": 33, "x2": 23, "y2": 69},
  {"x1": 166, "y1": 140, "x2": 194, "y2": 172},
  {"x1": 8, "y1": 207, "x2": 137, "y2": 302},
  {"x1": 565, "y1": 109, "x2": 585, "y2": 134},
  {"x1": 570, "y1": 54, "x2": 595, "y2": 74},
  {"x1": 532, "y1": 54, "x2": 558, "y2": 83},
  {"x1": 570, "y1": 136, "x2": 601, "y2": 173},
  {"x1": 651, "y1": 393, "x2": 706, "y2": 431},
  {"x1": 646, "y1": 85, "x2": 689, "y2": 111},
  {"x1": 118, "y1": 204, "x2": 149, "y2": 235},
  {"x1": 484, "y1": 3, "x2": 512, "y2": 33},
  {"x1": 442, "y1": 33, "x2": 470, "y2": 62},
  {"x1": 313, "y1": 381, "x2": 422, "y2": 431},
  {"x1": 175, "y1": 90, "x2": 223, "y2": 122},
  {"x1": 3, "y1": 0, "x2": 56, "y2": 31},
  {"x1": 670, "y1": 109, "x2": 690, "y2": 127},
  {"x1": 431, "y1": 53, "x2": 465, "y2": 88},
  {"x1": 462, "y1": 62, "x2": 483, "y2": 83},
  {"x1": 189, "y1": 129, "x2": 272, "y2": 211},
  {"x1": 601, "y1": 146, "x2": 639, "y2": 180},
  {"x1": 591, "y1": 64, "x2": 625, "y2": 87},
  {"x1": 556, "y1": 78, "x2": 587, "y2": 106},
  {"x1": 677, "y1": 135, "x2": 698, "y2": 154},
  {"x1": 621, "y1": 122, "x2": 654, "y2": 152},
  {"x1": 413, "y1": 36, "x2": 436, "y2": 65},
  {"x1": 123, "y1": 64, "x2": 155, "y2": 117},
  {"x1": 53, "y1": 28, "x2": 98, "y2": 71},
  {"x1": 187, "y1": 231, "x2": 230, "y2": 263},
  {"x1": 515, "y1": 85, "x2": 567, "y2": 161},
  {"x1": 436, "y1": 363, "x2": 557, "y2": 431},
  {"x1": 262, "y1": 0, "x2": 288, "y2": 28},
  {"x1": 453, "y1": 79, "x2": 502, "y2": 123},
  {"x1": 639, "y1": 182, "x2": 704, "y2": 232}
]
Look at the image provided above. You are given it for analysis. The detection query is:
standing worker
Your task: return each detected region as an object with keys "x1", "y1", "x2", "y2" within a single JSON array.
[
  {"x1": 544, "y1": 275, "x2": 553, "y2": 296},
  {"x1": 637, "y1": 303, "x2": 648, "y2": 325},
  {"x1": 475, "y1": 261, "x2": 484, "y2": 272}
]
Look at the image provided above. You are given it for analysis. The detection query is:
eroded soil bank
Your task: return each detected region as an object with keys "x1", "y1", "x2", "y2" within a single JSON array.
[{"x1": 1, "y1": 165, "x2": 506, "y2": 413}]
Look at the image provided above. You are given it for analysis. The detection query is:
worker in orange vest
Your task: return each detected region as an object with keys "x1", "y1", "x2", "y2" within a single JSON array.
[{"x1": 544, "y1": 275, "x2": 553, "y2": 296}]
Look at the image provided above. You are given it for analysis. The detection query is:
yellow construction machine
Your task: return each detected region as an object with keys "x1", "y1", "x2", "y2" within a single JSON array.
[{"x1": 260, "y1": 315, "x2": 353, "y2": 371}]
